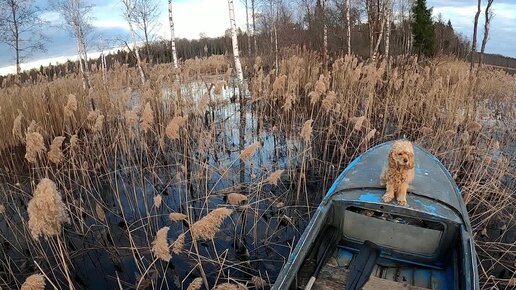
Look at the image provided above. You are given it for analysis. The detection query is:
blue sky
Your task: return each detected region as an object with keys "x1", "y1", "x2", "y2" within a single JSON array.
[{"x1": 1, "y1": 0, "x2": 515, "y2": 74}]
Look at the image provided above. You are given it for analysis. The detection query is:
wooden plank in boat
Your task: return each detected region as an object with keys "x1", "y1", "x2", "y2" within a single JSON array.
[{"x1": 313, "y1": 264, "x2": 430, "y2": 290}]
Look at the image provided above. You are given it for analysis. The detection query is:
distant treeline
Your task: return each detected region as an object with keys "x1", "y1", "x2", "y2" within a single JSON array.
[{"x1": 1, "y1": 10, "x2": 515, "y2": 86}]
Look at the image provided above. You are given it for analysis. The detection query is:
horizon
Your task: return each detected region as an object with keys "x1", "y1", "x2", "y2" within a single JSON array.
[{"x1": 1, "y1": 0, "x2": 515, "y2": 76}]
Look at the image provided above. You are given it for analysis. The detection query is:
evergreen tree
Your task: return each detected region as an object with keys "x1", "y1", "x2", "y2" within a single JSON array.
[{"x1": 411, "y1": 0, "x2": 436, "y2": 57}]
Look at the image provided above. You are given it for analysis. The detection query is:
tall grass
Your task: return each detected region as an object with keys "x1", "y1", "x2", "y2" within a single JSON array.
[{"x1": 0, "y1": 52, "x2": 514, "y2": 289}]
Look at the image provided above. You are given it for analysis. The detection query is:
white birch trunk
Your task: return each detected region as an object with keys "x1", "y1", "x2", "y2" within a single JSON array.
[
  {"x1": 228, "y1": 0, "x2": 244, "y2": 83},
  {"x1": 345, "y1": 0, "x2": 351, "y2": 55},
  {"x1": 168, "y1": 0, "x2": 178, "y2": 69},
  {"x1": 128, "y1": 20, "x2": 146, "y2": 85},
  {"x1": 371, "y1": 0, "x2": 388, "y2": 62},
  {"x1": 245, "y1": 0, "x2": 251, "y2": 56},
  {"x1": 384, "y1": 0, "x2": 392, "y2": 59},
  {"x1": 252, "y1": 0, "x2": 257, "y2": 55},
  {"x1": 322, "y1": 0, "x2": 327, "y2": 68},
  {"x1": 274, "y1": 22, "x2": 279, "y2": 73}
]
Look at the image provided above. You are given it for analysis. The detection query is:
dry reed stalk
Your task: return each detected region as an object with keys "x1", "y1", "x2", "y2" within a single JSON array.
[
  {"x1": 351, "y1": 116, "x2": 366, "y2": 131},
  {"x1": 186, "y1": 277, "x2": 203, "y2": 290},
  {"x1": 93, "y1": 115, "x2": 104, "y2": 133},
  {"x1": 70, "y1": 135, "x2": 79, "y2": 151},
  {"x1": 251, "y1": 276, "x2": 267, "y2": 288},
  {"x1": 12, "y1": 110, "x2": 23, "y2": 141},
  {"x1": 321, "y1": 91, "x2": 336, "y2": 112},
  {"x1": 47, "y1": 136, "x2": 66, "y2": 164},
  {"x1": 124, "y1": 110, "x2": 138, "y2": 127},
  {"x1": 25, "y1": 132, "x2": 45, "y2": 163},
  {"x1": 267, "y1": 170, "x2": 284, "y2": 186},
  {"x1": 227, "y1": 193, "x2": 247, "y2": 205},
  {"x1": 363, "y1": 129, "x2": 376, "y2": 143},
  {"x1": 213, "y1": 283, "x2": 247, "y2": 290},
  {"x1": 95, "y1": 203, "x2": 106, "y2": 221},
  {"x1": 166, "y1": 116, "x2": 186, "y2": 140},
  {"x1": 214, "y1": 80, "x2": 227, "y2": 96},
  {"x1": 240, "y1": 141, "x2": 260, "y2": 161},
  {"x1": 20, "y1": 274, "x2": 45, "y2": 290},
  {"x1": 0, "y1": 204, "x2": 5, "y2": 214},
  {"x1": 63, "y1": 94, "x2": 78, "y2": 118},
  {"x1": 172, "y1": 233, "x2": 185, "y2": 254},
  {"x1": 153, "y1": 195, "x2": 162, "y2": 208},
  {"x1": 300, "y1": 119, "x2": 313, "y2": 143},
  {"x1": 169, "y1": 212, "x2": 187, "y2": 222},
  {"x1": 151, "y1": 227, "x2": 171, "y2": 262},
  {"x1": 141, "y1": 102, "x2": 154, "y2": 133},
  {"x1": 27, "y1": 178, "x2": 70, "y2": 239},
  {"x1": 190, "y1": 207, "x2": 232, "y2": 240}
]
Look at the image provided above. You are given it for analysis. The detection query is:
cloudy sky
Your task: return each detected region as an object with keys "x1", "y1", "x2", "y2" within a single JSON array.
[{"x1": 0, "y1": 0, "x2": 515, "y2": 75}]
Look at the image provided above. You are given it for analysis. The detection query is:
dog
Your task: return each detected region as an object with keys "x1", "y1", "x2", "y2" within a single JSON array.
[{"x1": 381, "y1": 140, "x2": 415, "y2": 206}]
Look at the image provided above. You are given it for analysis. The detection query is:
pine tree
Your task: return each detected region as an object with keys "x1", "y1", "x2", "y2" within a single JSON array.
[{"x1": 411, "y1": 0, "x2": 436, "y2": 57}]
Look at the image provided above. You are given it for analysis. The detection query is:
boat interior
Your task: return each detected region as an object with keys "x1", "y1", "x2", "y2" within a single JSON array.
[{"x1": 289, "y1": 201, "x2": 468, "y2": 290}]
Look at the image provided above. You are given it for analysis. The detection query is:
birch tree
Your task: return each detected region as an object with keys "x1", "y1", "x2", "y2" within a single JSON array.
[
  {"x1": 251, "y1": 0, "x2": 257, "y2": 55},
  {"x1": 132, "y1": 0, "x2": 160, "y2": 59},
  {"x1": 168, "y1": 0, "x2": 178, "y2": 69},
  {"x1": 51, "y1": 0, "x2": 93, "y2": 90},
  {"x1": 121, "y1": 0, "x2": 146, "y2": 85},
  {"x1": 478, "y1": 0, "x2": 494, "y2": 68},
  {"x1": 228, "y1": 0, "x2": 244, "y2": 83},
  {"x1": 0, "y1": 0, "x2": 47, "y2": 75},
  {"x1": 470, "y1": 0, "x2": 481, "y2": 71},
  {"x1": 344, "y1": 0, "x2": 351, "y2": 55}
]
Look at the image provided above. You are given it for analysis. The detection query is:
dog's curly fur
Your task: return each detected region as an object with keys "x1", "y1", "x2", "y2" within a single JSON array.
[{"x1": 380, "y1": 140, "x2": 415, "y2": 206}]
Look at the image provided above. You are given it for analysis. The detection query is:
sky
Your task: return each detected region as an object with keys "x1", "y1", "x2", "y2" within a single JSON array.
[{"x1": 0, "y1": 0, "x2": 515, "y2": 75}]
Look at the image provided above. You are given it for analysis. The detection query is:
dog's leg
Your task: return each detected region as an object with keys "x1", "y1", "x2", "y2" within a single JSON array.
[
  {"x1": 382, "y1": 182, "x2": 395, "y2": 203},
  {"x1": 396, "y1": 183, "x2": 409, "y2": 206}
]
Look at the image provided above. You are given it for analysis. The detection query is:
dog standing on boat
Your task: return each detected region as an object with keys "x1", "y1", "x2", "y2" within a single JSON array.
[{"x1": 381, "y1": 140, "x2": 415, "y2": 206}]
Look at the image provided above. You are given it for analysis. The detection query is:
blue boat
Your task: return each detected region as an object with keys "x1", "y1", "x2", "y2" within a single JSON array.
[{"x1": 272, "y1": 141, "x2": 479, "y2": 290}]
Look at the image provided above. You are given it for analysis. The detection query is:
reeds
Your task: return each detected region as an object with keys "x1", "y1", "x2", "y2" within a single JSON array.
[
  {"x1": 166, "y1": 116, "x2": 186, "y2": 139},
  {"x1": 227, "y1": 193, "x2": 247, "y2": 205},
  {"x1": 169, "y1": 212, "x2": 187, "y2": 222},
  {"x1": 25, "y1": 132, "x2": 45, "y2": 163},
  {"x1": 27, "y1": 178, "x2": 70, "y2": 239},
  {"x1": 240, "y1": 141, "x2": 260, "y2": 161},
  {"x1": 20, "y1": 274, "x2": 45, "y2": 290},
  {"x1": 141, "y1": 102, "x2": 154, "y2": 133},
  {"x1": 151, "y1": 227, "x2": 171, "y2": 262},
  {"x1": 186, "y1": 277, "x2": 203, "y2": 290},
  {"x1": 48, "y1": 136, "x2": 66, "y2": 164},
  {"x1": 300, "y1": 119, "x2": 313, "y2": 143},
  {"x1": 266, "y1": 170, "x2": 284, "y2": 186},
  {"x1": 190, "y1": 208, "x2": 232, "y2": 240},
  {"x1": 63, "y1": 94, "x2": 78, "y2": 118}
]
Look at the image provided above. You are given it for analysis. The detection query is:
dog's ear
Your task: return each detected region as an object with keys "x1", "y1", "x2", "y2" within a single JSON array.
[
  {"x1": 388, "y1": 150, "x2": 396, "y2": 166},
  {"x1": 408, "y1": 152, "x2": 415, "y2": 169}
]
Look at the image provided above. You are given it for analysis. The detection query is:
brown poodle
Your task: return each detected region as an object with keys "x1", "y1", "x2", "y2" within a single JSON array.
[{"x1": 381, "y1": 140, "x2": 415, "y2": 206}]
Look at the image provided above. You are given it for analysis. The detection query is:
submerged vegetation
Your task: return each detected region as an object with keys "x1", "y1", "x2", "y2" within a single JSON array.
[{"x1": 0, "y1": 52, "x2": 514, "y2": 289}]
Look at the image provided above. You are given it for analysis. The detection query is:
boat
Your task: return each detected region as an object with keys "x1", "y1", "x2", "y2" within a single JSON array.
[{"x1": 272, "y1": 141, "x2": 479, "y2": 290}]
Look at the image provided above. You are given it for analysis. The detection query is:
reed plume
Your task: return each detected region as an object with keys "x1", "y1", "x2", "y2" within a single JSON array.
[
  {"x1": 351, "y1": 116, "x2": 366, "y2": 131},
  {"x1": 190, "y1": 207, "x2": 232, "y2": 240},
  {"x1": 172, "y1": 233, "x2": 185, "y2": 254},
  {"x1": 95, "y1": 203, "x2": 106, "y2": 221},
  {"x1": 153, "y1": 194, "x2": 162, "y2": 208},
  {"x1": 214, "y1": 80, "x2": 227, "y2": 96},
  {"x1": 125, "y1": 110, "x2": 138, "y2": 127},
  {"x1": 93, "y1": 115, "x2": 104, "y2": 133},
  {"x1": 166, "y1": 116, "x2": 186, "y2": 140},
  {"x1": 25, "y1": 132, "x2": 45, "y2": 163},
  {"x1": 141, "y1": 102, "x2": 154, "y2": 133},
  {"x1": 186, "y1": 277, "x2": 203, "y2": 290},
  {"x1": 227, "y1": 193, "x2": 247, "y2": 205},
  {"x1": 322, "y1": 91, "x2": 336, "y2": 112},
  {"x1": 272, "y1": 74, "x2": 287, "y2": 96},
  {"x1": 267, "y1": 170, "x2": 284, "y2": 186},
  {"x1": 0, "y1": 204, "x2": 5, "y2": 214},
  {"x1": 169, "y1": 212, "x2": 187, "y2": 222},
  {"x1": 300, "y1": 119, "x2": 313, "y2": 143},
  {"x1": 64, "y1": 94, "x2": 78, "y2": 118},
  {"x1": 27, "y1": 178, "x2": 70, "y2": 239},
  {"x1": 363, "y1": 129, "x2": 376, "y2": 143},
  {"x1": 12, "y1": 110, "x2": 23, "y2": 141},
  {"x1": 47, "y1": 136, "x2": 66, "y2": 164},
  {"x1": 86, "y1": 110, "x2": 99, "y2": 122},
  {"x1": 421, "y1": 127, "x2": 433, "y2": 135},
  {"x1": 251, "y1": 276, "x2": 267, "y2": 288},
  {"x1": 151, "y1": 227, "x2": 171, "y2": 262},
  {"x1": 213, "y1": 283, "x2": 247, "y2": 290},
  {"x1": 20, "y1": 274, "x2": 45, "y2": 290},
  {"x1": 240, "y1": 141, "x2": 260, "y2": 161},
  {"x1": 467, "y1": 121, "x2": 482, "y2": 132},
  {"x1": 69, "y1": 134, "x2": 79, "y2": 151}
]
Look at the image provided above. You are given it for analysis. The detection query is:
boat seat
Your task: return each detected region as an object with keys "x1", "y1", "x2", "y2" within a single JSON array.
[{"x1": 312, "y1": 264, "x2": 431, "y2": 290}]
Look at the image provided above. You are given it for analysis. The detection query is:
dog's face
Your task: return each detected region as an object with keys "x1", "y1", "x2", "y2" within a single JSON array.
[{"x1": 389, "y1": 142, "x2": 414, "y2": 169}]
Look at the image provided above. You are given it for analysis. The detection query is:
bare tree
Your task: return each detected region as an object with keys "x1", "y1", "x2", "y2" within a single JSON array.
[
  {"x1": 121, "y1": 0, "x2": 146, "y2": 85},
  {"x1": 243, "y1": 0, "x2": 252, "y2": 56},
  {"x1": 344, "y1": 0, "x2": 351, "y2": 55},
  {"x1": 168, "y1": 0, "x2": 178, "y2": 69},
  {"x1": 132, "y1": 0, "x2": 161, "y2": 59},
  {"x1": 478, "y1": 0, "x2": 494, "y2": 68},
  {"x1": 228, "y1": 0, "x2": 244, "y2": 83},
  {"x1": 51, "y1": 0, "x2": 93, "y2": 90},
  {"x1": 470, "y1": 0, "x2": 481, "y2": 72},
  {"x1": 0, "y1": 0, "x2": 47, "y2": 75},
  {"x1": 251, "y1": 0, "x2": 257, "y2": 55}
]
